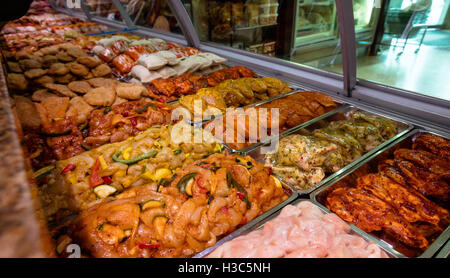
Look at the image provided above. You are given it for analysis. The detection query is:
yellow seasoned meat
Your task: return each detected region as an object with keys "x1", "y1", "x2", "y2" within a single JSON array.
[
  {"x1": 266, "y1": 135, "x2": 343, "y2": 171},
  {"x1": 263, "y1": 112, "x2": 398, "y2": 191},
  {"x1": 64, "y1": 153, "x2": 290, "y2": 258},
  {"x1": 38, "y1": 122, "x2": 221, "y2": 220}
]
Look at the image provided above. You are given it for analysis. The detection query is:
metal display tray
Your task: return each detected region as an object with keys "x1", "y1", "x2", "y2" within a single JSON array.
[
  {"x1": 193, "y1": 191, "x2": 299, "y2": 258},
  {"x1": 164, "y1": 62, "x2": 302, "y2": 109},
  {"x1": 207, "y1": 91, "x2": 347, "y2": 154},
  {"x1": 196, "y1": 198, "x2": 399, "y2": 258},
  {"x1": 241, "y1": 104, "x2": 413, "y2": 195},
  {"x1": 310, "y1": 128, "x2": 450, "y2": 258},
  {"x1": 435, "y1": 239, "x2": 450, "y2": 258},
  {"x1": 183, "y1": 88, "x2": 306, "y2": 126}
]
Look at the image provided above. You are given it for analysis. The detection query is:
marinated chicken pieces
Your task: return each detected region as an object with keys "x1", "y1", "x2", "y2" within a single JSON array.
[
  {"x1": 207, "y1": 92, "x2": 339, "y2": 150},
  {"x1": 63, "y1": 153, "x2": 289, "y2": 258},
  {"x1": 24, "y1": 100, "x2": 173, "y2": 165},
  {"x1": 176, "y1": 77, "x2": 292, "y2": 116},
  {"x1": 146, "y1": 66, "x2": 256, "y2": 102},
  {"x1": 265, "y1": 112, "x2": 397, "y2": 190},
  {"x1": 412, "y1": 133, "x2": 450, "y2": 160},
  {"x1": 327, "y1": 186, "x2": 429, "y2": 249},
  {"x1": 324, "y1": 133, "x2": 450, "y2": 255}
]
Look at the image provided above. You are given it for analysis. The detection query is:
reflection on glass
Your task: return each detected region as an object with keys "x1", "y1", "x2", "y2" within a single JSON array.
[
  {"x1": 354, "y1": 0, "x2": 376, "y2": 30},
  {"x1": 295, "y1": 0, "x2": 337, "y2": 46},
  {"x1": 185, "y1": 0, "x2": 344, "y2": 74},
  {"x1": 85, "y1": 0, "x2": 123, "y2": 21},
  {"x1": 186, "y1": 0, "x2": 280, "y2": 56},
  {"x1": 354, "y1": 0, "x2": 450, "y2": 101},
  {"x1": 291, "y1": 0, "x2": 343, "y2": 74},
  {"x1": 124, "y1": 0, "x2": 182, "y2": 34}
]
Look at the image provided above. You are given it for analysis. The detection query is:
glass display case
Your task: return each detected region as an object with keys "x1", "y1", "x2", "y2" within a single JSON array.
[
  {"x1": 1, "y1": 0, "x2": 449, "y2": 258},
  {"x1": 185, "y1": 0, "x2": 281, "y2": 56},
  {"x1": 46, "y1": 0, "x2": 448, "y2": 124},
  {"x1": 122, "y1": 0, "x2": 183, "y2": 34}
]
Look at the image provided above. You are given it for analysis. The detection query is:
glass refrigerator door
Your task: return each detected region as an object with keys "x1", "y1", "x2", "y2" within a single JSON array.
[{"x1": 295, "y1": 0, "x2": 337, "y2": 46}]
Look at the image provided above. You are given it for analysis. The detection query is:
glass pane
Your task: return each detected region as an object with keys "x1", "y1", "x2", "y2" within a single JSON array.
[
  {"x1": 354, "y1": 0, "x2": 450, "y2": 101},
  {"x1": 125, "y1": 0, "x2": 183, "y2": 34},
  {"x1": 292, "y1": 0, "x2": 342, "y2": 74},
  {"x1": 184, "y1": 0, "x2": 343, "y2": 74},
  {"x1": 354, "y1": 0, "x2": 376, "y2": 30},
  {"x1": 295, "y1": 0, "x2": 337, "y2": 46},
  {"x1": 85, "y1": 0, "x2": 124, "y2": 22}
]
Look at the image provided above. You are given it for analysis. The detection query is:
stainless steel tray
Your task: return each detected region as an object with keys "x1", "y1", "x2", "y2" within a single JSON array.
[
  {"x1": 193, "y1": 191, "x2": 298, "y2": 258},
  {"x1": 196, "y1": 198, "x2": 399, "y2": 258},
  {"x1": 212, "y1": 93, "x2": 347, "y2": 154},
  {"x1": 435, "y1": 239, "x2": 450, "y2": 258},
  {"x1": 310, "y1": 128, "x2": 450, "y2": 258},
  {"x1": 243, "y1": 105, "x2": 414, "y2": 195},
  {"x1": 184, "y1": 88, "x2": 306, "y2": 126}
]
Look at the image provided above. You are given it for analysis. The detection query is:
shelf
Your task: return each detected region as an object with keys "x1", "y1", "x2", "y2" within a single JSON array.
[
  {"x1": 233, "y1": 23, "x2": 278, "y2": 31},
  {"x1": 296, "y1": 23, "x2": 332, "y2": 31},
  {"x1": 299, "y1": 0, "x2": 333, "y2": 6}
]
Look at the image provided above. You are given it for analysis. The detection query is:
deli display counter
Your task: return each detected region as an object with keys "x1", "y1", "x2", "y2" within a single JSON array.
[{"x1": 0, "y1": 0, "x2": 448, "y2": 258}]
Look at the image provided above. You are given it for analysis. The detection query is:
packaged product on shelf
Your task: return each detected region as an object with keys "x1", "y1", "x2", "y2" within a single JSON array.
[
  {"x1": 269, "y1": 13, "x2": 278, "y2": 24},
  {"x1": 263, "y1": 41, "x2": 276, "y2": 54},
  {"x1": 259, "y1": 14, "x2": 271, "y2": 25},
  {"x1": 232, "y1": 2, "x2": 245, "y2": 27},
  {"x1": 270, "y1": 3, "x2": 279, "y2": 14},
  {"x1": 246, "y1": 2, "x2": 260, "y2": 26}
]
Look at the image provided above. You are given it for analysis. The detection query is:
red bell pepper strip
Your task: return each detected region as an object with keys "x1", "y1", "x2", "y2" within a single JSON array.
[
  {"x1": 199, "y1": 163, "x2": 213, "y2": 169},
  {"x1": 138, "y1": 242, "x2": 160, "y2": 249},
  {"x1": 102, "y1": 176, "x2": 113, "y2": 185},
  {"x1": 236, "y1": 191, "x2": 246, "y2": 201},
  {"x1": 195, "y1": 177, "x2": 208, "y2": 194},
  {"x1": 240, "y1": 215, "x2": 248, "y2": 226},
  {"x1": 90, "y1": 158, "x2": 103, "y2": 188},
  {"x1": 61, "y1": 164, "x2": 76, "y2": 174}
]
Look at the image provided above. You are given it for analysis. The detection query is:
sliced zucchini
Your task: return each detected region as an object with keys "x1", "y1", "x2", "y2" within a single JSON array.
[
  {"x1": 93, "y1": 185, "x2": 117, "y2": 199},
  {"x1": 177, "y1": 172, "x2": 197, "y2": 195},
  {"x1": 140, "y1": 200, "x2": 165, "y2": 211},
  {"x1": 153, "y1": 216, "x2": 168, "y2": 237},
  {"x1": 185, "y1": 178, "x2": 194, "y2": 197},
  {"x1": 33, "y1": 164, "x2": 55, "y2": 180},
  {"x1": 119, "y1": 229, "x2": 132, "y2": 243}
]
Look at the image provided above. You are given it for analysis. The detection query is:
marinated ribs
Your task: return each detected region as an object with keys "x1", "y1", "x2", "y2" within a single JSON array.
[
  {"x1": 412, "y1": 133, "x2": 450, "y2": 161},
  {"x1": 326, "y1": 186, "x2": 429, "y2": 249},
  {"x1": 356, "y1": 174, "x2": 448, "y2": 226}
]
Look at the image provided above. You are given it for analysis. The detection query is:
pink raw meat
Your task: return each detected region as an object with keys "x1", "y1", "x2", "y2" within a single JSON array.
[{"x1": 208, "y1": 201, "x2": 389, "y2": 258}]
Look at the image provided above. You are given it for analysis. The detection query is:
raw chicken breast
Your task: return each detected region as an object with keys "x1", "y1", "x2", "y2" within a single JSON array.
[{"x1": 208, "y1": 201, "x2": 389, "y2": 258}]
